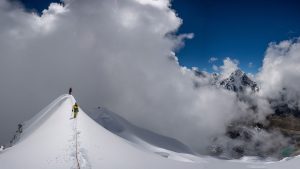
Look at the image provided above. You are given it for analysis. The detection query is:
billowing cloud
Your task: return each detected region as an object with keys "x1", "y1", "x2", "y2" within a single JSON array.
[
  {"x1": 257, "y1": 38, "x2": 300, "y2": 107},
  {"x1": 0, "y1": 0, "x2": 250, "y2": 153},
  {"x1": 219, "y1": 57, "x2": 239, "y2": 79}
]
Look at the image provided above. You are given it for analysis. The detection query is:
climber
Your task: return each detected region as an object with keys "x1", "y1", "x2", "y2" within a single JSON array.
[
  {"x1": 17, "y1": 124, "x2": 23, "y2": 133},
  {"x1": 72, "y1": 103, "x2": 79, "y2": 119},
  {"x1": 69, "y1": 87, "x2": 72, "y2": 95}
]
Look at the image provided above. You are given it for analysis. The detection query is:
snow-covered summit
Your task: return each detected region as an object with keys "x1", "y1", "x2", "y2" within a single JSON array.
[
  {"x1": 0, "y1": 95, "x2": 200, "y2": 169},
  {"x1": 219, "y1": 69, "x2": 259, "y2": 93},
  {"x1": 191, "y1": 68, "x2": 258, "y2": 92},
  {"x1": 1, "y1": 95, "x2": 300, "y2": 168}
]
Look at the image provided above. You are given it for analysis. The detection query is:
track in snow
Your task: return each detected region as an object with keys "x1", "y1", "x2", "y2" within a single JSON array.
[
  {"x1": 70, "y1": 97, "x2": 82, "y2": 169},
  {"x1": 71, "y1": 100, "x2": 90, "y2": 169},
  {"x1": 75, "y1": 118, "x2": 80, "y2": 169}
]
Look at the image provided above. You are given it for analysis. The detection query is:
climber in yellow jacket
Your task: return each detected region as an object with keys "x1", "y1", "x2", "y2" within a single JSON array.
[{"x1": 72, "y1": 103, "x2": 79, "y2": 119}]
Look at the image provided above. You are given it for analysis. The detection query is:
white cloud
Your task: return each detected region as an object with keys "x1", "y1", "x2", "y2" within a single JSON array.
[
  {"x1": 134, "y1": 0, "x2": 169, "y2": 9},
  {"x1": 257, "y1": 38, "x2": 300, "y2": 107},
  {"x1": 0, "y1": 0, "x2": 250, "y2": 153},
  {"x1": 220, "y1": 57, "x2": 239, "y2": 79},
  {"x1": 120, "y1": 8, "x2": 139, "y2": 29},
  {"x1": 212, "y1": 64, "x2": 219, "y2": 71},
  {"x1": 34, "y1": 3, "x2": 67, "y2": 33},
  {"x1": 209, "y1": 57, "x2": 218, "y2": 63},
  {"x1": 173, "y1": 33, "x2": 194, "y2": 50}
]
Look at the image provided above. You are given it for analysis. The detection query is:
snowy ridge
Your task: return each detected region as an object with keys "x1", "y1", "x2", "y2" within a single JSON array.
[
  {"x1": 19, "y1": 94, "x2": 73, "y2": 143},
  {"x1": 1, "y1": 95, "x2": 300, "y2": 168}
]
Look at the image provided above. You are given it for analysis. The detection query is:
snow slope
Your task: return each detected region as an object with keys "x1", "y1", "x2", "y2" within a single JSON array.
[
  {"x1": 1, "y1": 95, "x2": 300, "y2": 169},
  {"x1": 85, "y1": 107, "x2": 194, "y2": 157}
]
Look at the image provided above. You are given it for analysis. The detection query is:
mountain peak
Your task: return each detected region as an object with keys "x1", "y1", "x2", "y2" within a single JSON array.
[
  {"x1": 219, "y1": 70, "x2": 259, "y2": 93},
  {"x1": 231, "y1": 69, "x2": 244, "y2": 77}
]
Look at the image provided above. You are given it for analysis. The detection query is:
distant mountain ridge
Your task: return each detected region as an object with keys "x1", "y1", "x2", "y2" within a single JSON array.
[
  {"x1": 192, "y1": 68, "x2": 300, "y2": 159},
  {"x1": 192, "y1": 69, "x2": 259, "y2": 93}
]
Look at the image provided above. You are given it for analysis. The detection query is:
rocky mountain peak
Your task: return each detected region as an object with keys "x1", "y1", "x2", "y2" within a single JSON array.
[{"x1": 219, "y1": 69, "x2": 259, "y2": 93}]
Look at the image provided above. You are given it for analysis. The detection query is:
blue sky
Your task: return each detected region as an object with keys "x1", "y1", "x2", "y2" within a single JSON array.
[
  {"x1": 172, "y1": 0, "x2": 300, "y2": 73},
  {"x1": 14, "y1": 0, "x2": 61, "y2": 13},
  {"x1": 17, "y1": 0, "x2": 300, "y2": 73}
]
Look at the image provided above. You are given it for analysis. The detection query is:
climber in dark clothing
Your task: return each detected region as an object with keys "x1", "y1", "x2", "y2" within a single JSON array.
[
  {"x1": 17, "y1": 124, "x2": 23, "y2": 133},
  {"x1": 69, "y1": 88, "x2": 72, "y2": 95}
]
